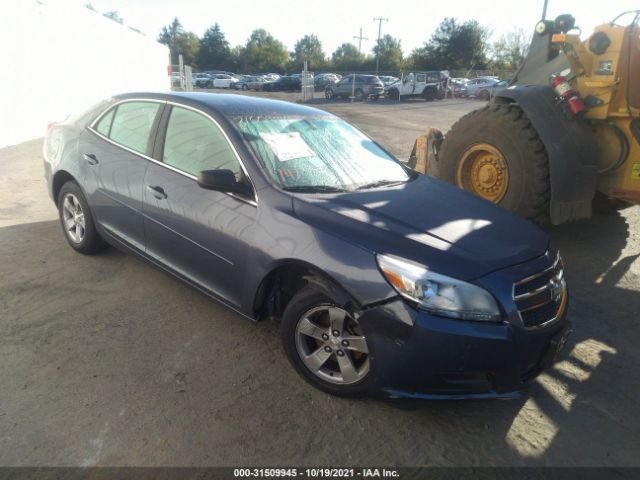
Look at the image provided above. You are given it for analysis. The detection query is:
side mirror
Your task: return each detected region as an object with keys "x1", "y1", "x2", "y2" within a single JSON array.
[{"x1": 197, "y1": 169, "x2": 252, "y2": 197}]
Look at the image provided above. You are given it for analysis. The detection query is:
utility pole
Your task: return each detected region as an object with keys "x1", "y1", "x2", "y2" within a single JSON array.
[
  {"x1": 353, "y1": 27, "x2": 368, "y2": 54},
  {"x1": 373, "y1": 17, "x2": 388, "y2": 75}
]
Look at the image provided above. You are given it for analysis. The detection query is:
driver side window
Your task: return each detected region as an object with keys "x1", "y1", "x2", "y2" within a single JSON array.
[{"x1": 162, "y1": 106, "x2": 241, "y2": 178}]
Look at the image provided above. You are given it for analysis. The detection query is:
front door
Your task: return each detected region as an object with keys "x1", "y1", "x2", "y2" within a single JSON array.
[{"x1": 142, "y1": 105, "x2": 257, "y2": 308}]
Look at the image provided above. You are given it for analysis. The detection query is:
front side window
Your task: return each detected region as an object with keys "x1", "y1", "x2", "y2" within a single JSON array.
[
  {"x1": 163, "y1": 106, "x2": 241, "y2": 177},
  {"x1": 108, "y1": 102, "x2": 160, "y2": 154},
  {"x1": 236, "y1": 116, "x2": 411, "y2": 192}
]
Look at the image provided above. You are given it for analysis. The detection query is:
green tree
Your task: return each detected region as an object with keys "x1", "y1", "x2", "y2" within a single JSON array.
[
  {"x1": 238, "y1": 29, "x2": 289, "y2": 72},
  {"x1": 417, "y1": 17, "x2": 490, "y2": 70},
  {"x1": 198, "y1": 23, "x2": 232, "y2": 70},
  {"x1": 158, "y1": 18, "x2": 185, "y2": 64},
  {"x1": 291, "y1": 34, "x2": 326, "y2": 70},
  {"x1": 176, "y1": 31, "x2": 200, "y2": 68},
  {"x1": 373, "y1": 34, "x2": 403, "y2": 72},
  {"x1": 491, "y1": 28, "x2": 530, "y2": 71},
  {"x1": 103, "y1": 10, "x2": 123, "y2": 24},
  {"x1": 331, "y1": 43, "x2": 365, "y2": 72},
  {"x1": 158, "y1": 18, "x2": 200, "y2": 67}
]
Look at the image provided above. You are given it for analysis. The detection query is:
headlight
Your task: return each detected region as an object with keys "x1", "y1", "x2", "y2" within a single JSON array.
[{"x1": 377, "y1": 254, "x2": 501, "y2": 322}]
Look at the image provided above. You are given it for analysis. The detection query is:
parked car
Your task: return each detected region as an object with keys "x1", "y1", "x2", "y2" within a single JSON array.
[
  {"x1": 193, "y1": 73, "x2": 213, "y2": 88},
  {"x1": 211, "y1": 74, "x2": 238, "y2": 89},
  {"x1": 386, "y1": 71, "x2": 447, "y2": 101},
  {"x1": 44, "y1": 92, "x2": 571, "y2": 398},
  {"x1": 378, "y1": 75, "x2": 399, "y2": 88},
  {"x1": 233, "y1": 75, "x2": 267, "y2": 91},
  {"x1": 170, "y1": 72, "x2": 183, "y2": 87},
  {"x1": 466, "y1": 77, "x2": 500, "y2": 99},
  {"x1": 262, "y1": 76, "x2": 302, "y2": 92},
  {"x1": 450, "y1": 78, "x2": 468, "y2": 98},
  {"x1": 489, "y1": 79, "x2": 509, "y2": 99},
  {"x1": 324, "y1": 75, "x2": 384, "y2": 101},
  {"x1": 314, "y1": 73, "x2": 340, "y2": 91}
]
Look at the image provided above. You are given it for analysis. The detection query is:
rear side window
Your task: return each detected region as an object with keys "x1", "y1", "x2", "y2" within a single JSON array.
[
  {"x1": 95, "y1": 108, "x2": 115, "y2": 136},
  {"x1": 108, "y1": 102, "x2": 160, "y2": 154},
  {"x1": 162, "y1": 106, "x2": 241, "y2": 177}
]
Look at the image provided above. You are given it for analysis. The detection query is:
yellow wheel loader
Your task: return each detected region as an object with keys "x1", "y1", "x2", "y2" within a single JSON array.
[{"x1": 411, "y1": 9, "x2": 640, "y2": 224}]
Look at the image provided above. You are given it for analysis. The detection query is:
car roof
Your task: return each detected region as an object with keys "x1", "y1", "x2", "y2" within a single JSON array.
[{"x1": 113, "y1": 92, "x2": 331, "y2": 117}]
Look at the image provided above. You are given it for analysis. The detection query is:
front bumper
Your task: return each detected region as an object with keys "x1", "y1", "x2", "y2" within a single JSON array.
[{"x1": 360, "y1": 294, "x2": 571, "y2": 400}]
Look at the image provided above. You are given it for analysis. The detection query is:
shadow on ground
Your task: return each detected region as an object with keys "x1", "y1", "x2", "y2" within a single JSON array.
[{"x1": 0, "y1": 207, "x2": 638, "y2": 466}]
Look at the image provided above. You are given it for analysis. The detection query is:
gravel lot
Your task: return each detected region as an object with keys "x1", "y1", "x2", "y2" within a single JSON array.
[{"x1": 0, "y1": 89, "x2": 639, "y2": 467}]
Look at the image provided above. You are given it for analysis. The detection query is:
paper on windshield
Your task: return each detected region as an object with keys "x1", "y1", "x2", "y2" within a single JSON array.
[{"x1": 260, "y1": 132, "x2": 315, "y2": 162}]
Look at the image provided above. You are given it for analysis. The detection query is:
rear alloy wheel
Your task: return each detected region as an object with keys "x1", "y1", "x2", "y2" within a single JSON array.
[
  {"x1": 354, "y1": 89, "x2": 365, "y2": 101},
  {"x1": 242, "y1": 84, "x2": 248, "y2": 91},
  {"x1": 57, "y1": 181, "x2": 107, "y2": 254},
  {"x1": 281, "y1": 287, "x2": 372, "y2": 396},
  {"x1": 479, "y1": 89, "x2": 490, "y2": 100},
  {"x1": 325, "y1": 89, "x2": 334, "y2": 100}
]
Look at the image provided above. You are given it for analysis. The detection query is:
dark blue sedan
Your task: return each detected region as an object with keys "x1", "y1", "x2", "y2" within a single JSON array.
[{"x1": 43, "y1": 92, "x2": 571, "y2": 398}]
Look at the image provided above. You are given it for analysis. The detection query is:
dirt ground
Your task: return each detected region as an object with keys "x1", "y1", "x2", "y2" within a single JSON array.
[{"x1": 0, "y1": 91, "x2": 639, "y2": 467}]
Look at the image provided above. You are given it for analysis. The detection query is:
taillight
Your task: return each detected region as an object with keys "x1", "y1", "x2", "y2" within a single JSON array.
[{"x1": 47, "y1": 122, "x2": 56, "y2": 130}]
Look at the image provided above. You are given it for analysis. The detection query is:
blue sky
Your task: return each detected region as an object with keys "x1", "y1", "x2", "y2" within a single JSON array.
[{"x1": 69, "y1": 0, "x2": 639, "y2": 55}]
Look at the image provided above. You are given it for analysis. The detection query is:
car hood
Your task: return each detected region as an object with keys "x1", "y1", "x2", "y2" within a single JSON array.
[{"x1": 292, "y1": 175, "x2": 548, "y2": 281}]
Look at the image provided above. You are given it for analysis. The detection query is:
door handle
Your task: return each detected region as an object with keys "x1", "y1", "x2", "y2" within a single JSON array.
[
  {"x1": 147, "y1": 185, "x2": 167, "y2": 200},
  {"x1": 83, "y1": 153, "x2": 98, "y2": 165}
]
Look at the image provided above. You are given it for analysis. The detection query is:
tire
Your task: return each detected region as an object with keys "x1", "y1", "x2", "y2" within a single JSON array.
[
  {"x1": 479, "y1": 90, "x2": 490, "y2": 100},
  {"x1": 371, "y1": 95, "x2": 380, "y2": 101},
  {"x1": 388, "y1": 88, "x2": 400, "y2": 100},
  {"x1": 242, "y1": 84, "x2": 248, "y2": 91},
  {"x1": 437, "y1": 103, "x2": 550, "y2": 222},
  {"x1": 280, "y1": 287, "x2": 373, "y2": 397},
  {"x1": 325, "y1": 89, "x2": 334, "y2": 100},
  {"x1": 423, "y1": 88, "x2": 436, "y2": 101},
  {"x1": 57, "y1": 181, "x2": 107, "y2": 254},
  {"x1": 354, "y1": 89, "x2": 365, "y2": 101}
]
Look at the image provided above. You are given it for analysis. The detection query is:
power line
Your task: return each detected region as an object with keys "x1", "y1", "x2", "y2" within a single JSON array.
[
  {"x1": 353, "y1": 27, "x2": 368, "y2": 54},
  {"x1": 373, "y1": 17, "x2": 389, "y2": 75}
]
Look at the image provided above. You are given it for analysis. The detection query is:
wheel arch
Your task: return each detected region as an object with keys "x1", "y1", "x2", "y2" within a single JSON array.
[
  {"x1": 493, "y1": 85, "x2": 599, "y2": 224},
  {"x1": 52, "y1": 170, "x2": 77, "y2": 205},
  {"x1": 252, "y1": 259, "x2": 359, "y2": 322}
]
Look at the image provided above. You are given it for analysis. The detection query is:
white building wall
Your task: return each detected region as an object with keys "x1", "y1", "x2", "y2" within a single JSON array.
[{"x1": 0, "y1": 0, "x2": 170, "y2": 147}]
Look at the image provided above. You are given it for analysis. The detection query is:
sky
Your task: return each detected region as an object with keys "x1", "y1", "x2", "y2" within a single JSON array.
[{"x1": 65, "y1": 0, "x2": 639, "y2": 56}]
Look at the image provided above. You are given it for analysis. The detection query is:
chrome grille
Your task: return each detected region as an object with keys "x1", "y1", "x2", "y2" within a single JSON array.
[{"x1": 513, "y1": 254, "x2": 566, "y2": 329}]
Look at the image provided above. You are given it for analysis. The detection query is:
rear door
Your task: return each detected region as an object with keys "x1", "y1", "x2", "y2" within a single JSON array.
[
  {"x1": 142, "y1": 104, "x2": 257, "y2": 307},
  {"x1": 82, "y1": 100, "x2": 163, "y2": 251}
]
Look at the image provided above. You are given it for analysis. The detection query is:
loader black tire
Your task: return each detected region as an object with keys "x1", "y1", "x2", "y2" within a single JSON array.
[{"x1": 437, "y1": 103, "x2": 550, "y2": 223}]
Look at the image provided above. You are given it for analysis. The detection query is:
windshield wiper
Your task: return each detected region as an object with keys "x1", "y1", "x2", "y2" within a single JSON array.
[
  {"x1": 354, "y1": 179, "x2": 407, "y2": 190},
  {"x1": 282, "y1": 185, "x2": 349, "y2": 193}
]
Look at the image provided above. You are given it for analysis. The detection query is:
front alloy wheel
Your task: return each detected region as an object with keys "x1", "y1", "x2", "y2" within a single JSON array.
[
  {"x1": 295, "y1": 305, "x2": 369, "y2": 385},
  {"x1": 281, "y1": 287, "x2": 372, "y2": 396}
]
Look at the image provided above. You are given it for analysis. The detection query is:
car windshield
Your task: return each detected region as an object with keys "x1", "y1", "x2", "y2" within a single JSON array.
[{"x1": 235, "y1": 116, "x2": 410, "y2": 192}]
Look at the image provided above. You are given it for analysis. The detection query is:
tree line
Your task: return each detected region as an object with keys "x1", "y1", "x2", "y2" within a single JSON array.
[{"x1": 154, "y1": 16, "x2": 530, "y2": 75}]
